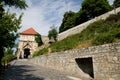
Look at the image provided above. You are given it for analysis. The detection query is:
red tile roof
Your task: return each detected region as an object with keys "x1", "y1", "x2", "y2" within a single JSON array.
[{"x1": 20, "y1": 28, "x2": 38, "y2": 35}]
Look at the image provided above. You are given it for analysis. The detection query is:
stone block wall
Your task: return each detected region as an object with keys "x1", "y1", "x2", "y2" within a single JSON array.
[
  {"x1": 29, "y1": 42, "x2": 120, "y2": 80},
  {"x1": 57, "y1": 7, "x2": 120, "y2": 41}
]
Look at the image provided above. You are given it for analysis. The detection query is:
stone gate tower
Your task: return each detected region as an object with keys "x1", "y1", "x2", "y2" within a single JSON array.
[{"x1": 17, "y1": 28, "x2": 38, "y2": 59}]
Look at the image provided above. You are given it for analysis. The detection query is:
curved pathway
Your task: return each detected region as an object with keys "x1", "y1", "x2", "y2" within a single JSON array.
[{"x1": 3, "y1": 59, "x2": 81, "y2": 80}]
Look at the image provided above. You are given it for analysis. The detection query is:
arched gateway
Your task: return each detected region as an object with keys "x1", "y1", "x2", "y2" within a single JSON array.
[{"x1": 16, "y1": 28, "x2": 38, "y2": 59}]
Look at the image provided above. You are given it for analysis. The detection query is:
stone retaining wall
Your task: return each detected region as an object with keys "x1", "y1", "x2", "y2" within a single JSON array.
[
  {"x1": 29, "y1": 42, "x2": 120, "y2": 80},
  {"x1": 57, "y1": 7, "x2": 120, "y2": 41}
]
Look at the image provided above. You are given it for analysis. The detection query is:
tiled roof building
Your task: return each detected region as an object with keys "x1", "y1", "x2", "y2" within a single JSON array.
[
  {"x1": 20, "y1": 28, "x2": 38, "y2": 35},
  {"x1": 17, "y1": 28, "x2": 38, "y2": 59}
]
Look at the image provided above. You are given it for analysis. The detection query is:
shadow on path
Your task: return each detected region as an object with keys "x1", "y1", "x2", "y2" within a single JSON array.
[
  {"x1": 2, "y1": 60, "x2": 75, "y2": 80},
  {"x1": 3, "y1": 65, "x2": 44, "y2": 80}
]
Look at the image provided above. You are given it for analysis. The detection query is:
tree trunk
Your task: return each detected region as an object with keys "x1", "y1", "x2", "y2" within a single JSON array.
[{"x1": 0, "y1": 46, "x2": 4, "y2": 67}]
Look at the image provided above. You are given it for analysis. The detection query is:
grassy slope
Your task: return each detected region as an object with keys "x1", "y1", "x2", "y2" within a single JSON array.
[{"x1": 33, "y1": 13, "x2": 120, "y2": 57}]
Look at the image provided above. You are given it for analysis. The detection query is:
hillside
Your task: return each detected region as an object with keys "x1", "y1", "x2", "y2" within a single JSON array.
[{"x1": 33, "y1": 12, "x2": 120, "y2": 57}]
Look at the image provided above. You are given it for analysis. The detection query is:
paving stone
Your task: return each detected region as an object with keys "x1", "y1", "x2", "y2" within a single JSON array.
[{"x1": 3, "y1": 59, "x2": 81, "y2": 80}]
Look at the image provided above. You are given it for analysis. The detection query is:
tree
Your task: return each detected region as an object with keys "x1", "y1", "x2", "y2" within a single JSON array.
[
  {"x1": 113, "y1": 0, "x2": 120, "y2": 8},
  {"x1": 75, "y1": 9, "x2": 89, "y2": 25},
  {"x1": 81, "y1": 0, "x2": 112, "y2": 20},
  {"x1": 59, "y1": 11, "x2": 77, "y2": 33},
  {"x1": 48, "y1": 26, "x2": 58, "y2": 41},
  {"x1": 59, "y1": 0, "x2": 112, "y2": 33},
  {"x1": 0, "y1": 0, "x2": 27, "y2": 67},
  {"x1": 0, "y1": 10, "x2": 22, "y2": 67},
  {"x1": 1, "y1": 0, "x2": 27, "y2": 9},
  {"x1": 2, "y1": 48, "x2": 16, "y2": 66},
  {"x1": 35, "y1": 34, "x2": 43, "y2": 46},
  {"x1": 0, "y1": 3, "x2": 4, "y2": 18}
]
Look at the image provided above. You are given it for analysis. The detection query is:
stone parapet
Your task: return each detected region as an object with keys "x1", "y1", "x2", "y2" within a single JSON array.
[
  {"x1": 57, "y1": 7, "x2": 120, "y2": 41},
  {"x1": 29, "y1": 42, "x2": 120, "y2": 80}
]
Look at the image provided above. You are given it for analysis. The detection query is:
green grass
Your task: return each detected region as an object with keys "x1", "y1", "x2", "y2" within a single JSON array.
[
  {"x1": 34, "y1": 13, "x2": 120, "y2": 57},
  {"x1": 33, "y1": 48, "x2": 48, "y2": 57},
  {"x1": 1, "y1": 54, "x2": 16, "y2": 66}
]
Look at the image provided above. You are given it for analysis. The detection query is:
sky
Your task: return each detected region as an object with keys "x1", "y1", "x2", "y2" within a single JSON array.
[{"x1": 7, "y1": 0, "x2": 114, "y2": 36}]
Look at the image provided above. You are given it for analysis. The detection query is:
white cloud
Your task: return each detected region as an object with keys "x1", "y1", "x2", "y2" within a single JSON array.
[
  {"x1": 6, "y1": 0, "x2": 116, "y2": 36},
  {"x1": 108, "y1": 0, "x2": 114, "y2": 5},
  {"x1": 8, "y1": 0, "x2": 82, "y2": 36}
]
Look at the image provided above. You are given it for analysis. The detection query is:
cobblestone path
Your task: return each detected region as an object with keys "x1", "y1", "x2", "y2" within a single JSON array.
[{"x1": 3, "y1": 59, "x2": 81, "y2": 80}]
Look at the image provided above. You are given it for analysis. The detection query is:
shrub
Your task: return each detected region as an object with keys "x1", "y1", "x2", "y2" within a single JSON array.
[
  {"x1": 106, "y1": 13, "x2": 120, "y2": 22},
  {"x1": 92, "y1": 33, "x2": 114, "y2": 45},
  {"x1": 1, "y1": 54, "x2": 16, "y2": 66},
  {"x1": 49, "y1": 35, "x2": 80, "y2": 52},
  {"x1": 33, "y1": 48, "x2": 48, "y2": 57},
  {"x1": 34, "y1": 12, "x2": 120, "y2": 56},
  {"x1": 110, "y1": 28, "x2": 120, "y2": 39},
  {"x1": 33, "y1": 51, "x2": 40, "y2": 57}
]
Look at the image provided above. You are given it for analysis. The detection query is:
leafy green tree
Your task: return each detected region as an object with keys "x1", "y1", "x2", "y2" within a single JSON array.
[
  {"x1": 81, "y1": 0, "x2": 112, "y2": 20},
  {"x1": 59, "y1": 0, "x2": 112, "y2": 33},
  {"x1": 1, "y1": 0, "x2": 28, "y2": 9},
  {"x1": 0, "y1": 0, "x2": 27, "y2": 67},
  {"x1": 75, "y1": 0, "x2": 112, "y2": 25},
  {"x1": 2, "y1": 48, "x2": 16, "y2": 66},
  {"x1": 35, "y1": 34, "x2": 43, "y2": 46},
  {"x1": 113, "y1": 0, "x2": 120, "y2": 8},
  {"x1": 75, "y1": 9, "x2": 88, "y2": 25},
  {"x1": 0, "y1": 3, "x2": 4, "y2": 18},
  {"x1": 0, "y1": 10, "x2": 22, "y2": 66},
  {"x1": 4, "y1": 48, "x2": 13, "y2": 56},
  {"x1": 48, "y1": 26, "x2": 58, "y2": 41},
  {"x1": 59, "y1": 11, "x2": 77, "y2": 33}
]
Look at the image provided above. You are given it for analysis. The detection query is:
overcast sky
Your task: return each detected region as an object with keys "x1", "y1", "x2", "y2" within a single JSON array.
[{"x1": 8, "y1": 0, "x2": 114, "y2": 36}]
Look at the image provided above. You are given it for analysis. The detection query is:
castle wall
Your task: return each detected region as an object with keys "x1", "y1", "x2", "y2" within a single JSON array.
[
  {"x1": 57, "y1": 7, "x2": 120, "y2": 41},
  {"x1": 29, "y1": 42, "x2": 120, "y2": 80},
  {"x1": 41, "y1": 36, "x2": 49, "y2": 44}
]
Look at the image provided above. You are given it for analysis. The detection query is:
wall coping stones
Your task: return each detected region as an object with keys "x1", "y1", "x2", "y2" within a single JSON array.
[{"x1": 57, "y1": 7, "x2": 120, "y2": 41}]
